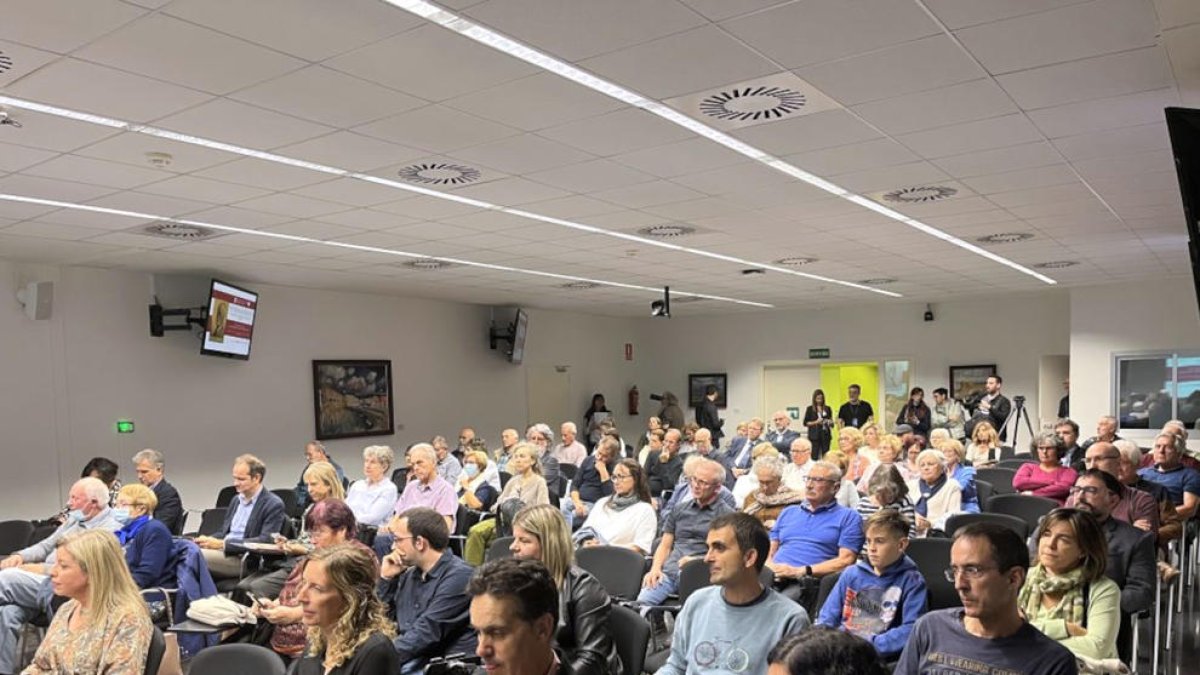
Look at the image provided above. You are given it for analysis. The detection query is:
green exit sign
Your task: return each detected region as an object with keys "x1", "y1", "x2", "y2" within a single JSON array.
[
  {"x1": 116, "y1": 420, "x2": 135, "y2": 434},
  {"x1": 809, "y1": 348, "x2": 831, "y2": 359}
]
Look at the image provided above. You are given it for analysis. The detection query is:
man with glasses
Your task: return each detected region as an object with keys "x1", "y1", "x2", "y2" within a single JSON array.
[
  {"x1": 638, "y1": 459, "x2": 734, "y2": 608},
  {"x1": 1070, "y1": 471, "x2": 1156, "y2": 622},
  {"x1": 765, "y1": 461, "x2": 863, "y2": 613},
  {"x1": 1070, "y1": 442, "x2": 1158, "y2": 531},
  {"x1": 895, "y1": 522, "x2": 1076, "y2": 675},
  {"x1": 380, "y1": 507, "x2": 476, "y2": 673},
  {"x1": 782, "y1": 438, "x2": 816, "y2": 492}
]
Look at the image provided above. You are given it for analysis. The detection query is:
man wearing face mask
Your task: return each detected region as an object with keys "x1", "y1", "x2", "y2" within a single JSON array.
[
  {"x1": 0, "y1": 477, "x2": 121, "y2": 675},
  {"x1": 895, "y1": 388, "x2": 932, "y2": 438}
]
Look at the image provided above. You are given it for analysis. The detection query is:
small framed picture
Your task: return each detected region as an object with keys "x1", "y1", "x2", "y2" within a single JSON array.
[
  {"x1": 688, "y1": 373, "x2": 728, "y2": 408},
  {"x1": 312, "y1": 360, "x2": 394, "y2": 440},
  {"x1": 949, "y1": 364, "x2": 997, "y2": 403}
]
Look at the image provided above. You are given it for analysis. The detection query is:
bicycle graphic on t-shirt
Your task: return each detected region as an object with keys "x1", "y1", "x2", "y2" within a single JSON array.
[{"x1": 693, "y1": 639, "x2": 751, "y2": 672}]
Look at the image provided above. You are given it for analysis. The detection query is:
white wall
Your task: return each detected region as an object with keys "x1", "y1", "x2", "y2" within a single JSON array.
[
  {"x1": 0, "y1": 261, "x2": 640, "y2": 519},
  {"x1": 1069, "y1": 277, "x2": 1200, "y2": 444},
  {"x1": 632, "y1": 292, "x2": 1072, "y2": 438}
]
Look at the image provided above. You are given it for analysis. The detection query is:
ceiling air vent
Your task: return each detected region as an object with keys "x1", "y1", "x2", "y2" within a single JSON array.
[
  {"x1": 774, "y1": 256, "x2": 819, "y2": 267},
  {"x1": 699, "y1": 86, "x2": 808, "y2": 123},
  {"x1": 559, "y1": 281, "x2": 600, "y2": 290},
  {"x1": 1033, "y1": 260, "x2": 1078, "y2": 269},
  {"x1": 403, "y1": 258, "x2": 454, "y2": 271},
  {"x1": 0, "y1": 51, "x2": 12, "y2": 74},
  {"x1": 136, "y1": 222, "x2": 222, "y2": 241},
  {"x1": 637, "y1": 224, "x2": 695, "y2": 238},
  {"x1": 976, "y1": 232, "x2": 1034, "y2": 244},
  {"x1": 397, "y1": 162, "x2": 482, "y2": 186},
  {"x1": 858, "y1": 278, "x2": 897, "y2": 286},
  {"x1": 881, "y1": 185, "x2": 958, "y2": 204}
]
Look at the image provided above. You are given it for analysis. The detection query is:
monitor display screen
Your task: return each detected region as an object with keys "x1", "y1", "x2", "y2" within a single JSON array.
[
  {"x1": 510, "y1": 308, "x2": 529, "y2": 365},
  {"x1": 200, "y1": 279, "x2": 258, "y2": 360}
]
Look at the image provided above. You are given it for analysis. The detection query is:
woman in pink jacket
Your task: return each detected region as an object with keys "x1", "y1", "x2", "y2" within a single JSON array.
[{"x1": 1013, "y1": 432, "x2": 1077, "y2": 504}]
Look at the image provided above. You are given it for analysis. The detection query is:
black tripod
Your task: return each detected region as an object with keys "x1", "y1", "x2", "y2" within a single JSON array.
[{"x1": 1004, "y1": 395, "x2": 1035, "y2": 449}]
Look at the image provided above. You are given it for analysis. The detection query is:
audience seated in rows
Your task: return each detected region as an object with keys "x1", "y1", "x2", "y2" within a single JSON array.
[
  {"x1": 345, "y1": 445, "x2": 400, "y2": 528},
  {"x1": 575, "y1": 459, "x2": 657, "y2": 554},
  {"x1": 729, "y1": 417, "x2": 767, "y2": 479},
  {"x1": 492, "y1": 428, "x2": 520, "y2": 473},
  {"x1": 131, "y1": 449, "x2": 184, "y2": 536},
  {"x1": 295, "y1": 442, "x2": 345, "y2": 509},
  {"x1": 965, "y1": 421, "x2": 1007, "y2": 468},
  {"x1": 766, "y1": 410, "x2": 801, "y2": 456},
  {"x1": 857, "y1": 433, "x2": 907, "y2": 491},
  {"x1": 1070, "y1": 471, "x2": 1156, "y2": 618},
  {"x1": 1080, "y1": 416, "x2": 1122, "y2": 456},
  {"x1": 770, "y1": 628, "x2": 887, "y2": 675},
  {"x1": 49, "y1": 458, "x2": 122, "y2": 525},
  {"x1": 394, "y1": 445, "x2": 457, "y2": 532},
  {"x1": 194, "y1": 454, "x2": 286, "y2": 582},
  {"x1": 642, "y1": 429, "x2": 680, "y2": 499},
  {"x1": 732, "y1": 442, "x2": 786, "y2": 505},
  {"x1": 661, "y1": 455, "x2": 738, "y2": 514},
  {"x1": 468, "y1": 558, "x2": 564, "y2": 674},
  {"x1": 1057, "y1": 419, "x2": 1086, "y2": 472},
  {"x1": 464, "y1": 444, "x2": 550, "y2": 565},
  {"x1": 858, "y1": 422, "x2": 883, "y2": 464}
]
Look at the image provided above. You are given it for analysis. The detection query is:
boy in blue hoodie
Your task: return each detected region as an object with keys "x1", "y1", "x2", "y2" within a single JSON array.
[{"x1": 815, "y1": 508, "x2": 927, "y2": 660}]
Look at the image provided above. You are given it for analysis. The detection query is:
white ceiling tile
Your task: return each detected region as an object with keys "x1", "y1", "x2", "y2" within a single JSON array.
[
  {"x1": 162, "y1": 0, "x2": 417, "y2": 61},
  {"x1": 315, "y1": 208, "x2": 419, "y2": 231},
  {"x1": 671, "y1": 160, "x2": 807, "y2": 197},
  {"x1": 579, "y1": 25, "x2": 780, "y2": 100},
  {"x1": 996, "y1": 46, "x2": 1173, "y2": 110},
  {"x1": 84, "y1": 191, "x2": 215, "y2": 218},
  {"x1": 954, "y1": 0, "x2": 1158, "y2": 75},
  {"x1": 589, "y1": 181, "x2": 709, "y2": 209},
  {"x1": 262, "y1": 220, "x2": 366, "y2": 240},
  {"x1": 154, "y1": 99, "x2": 335, "y2": 150},
  {"x1": 961, "y1": 164, "x2": 1079, "y2": 195},
  {"x1": 0, "y1": 143, "x2": 58, "y2": 173},
  {"x1": 1, "y1": 220, "x2": 108, "y2": 241},
  {"x1": 987, "y1": 182, "x2": 1097, "y2": 208},
  {"x1": 732, "y1": 109, "x2": 882, "y2": 155},
  {"x1": 23, "y1": 154, "x2": 169, "y2": 190},
  {"x1": 1052, "y1": 122, "x2": 1170, "y2": 161},
  {"x1": 288, "y1": 178, "x2": 410, "y2": 208},
  {"x1": 326, "y1": 25, "x2": 537, "y2": 102},
  {"x1": 1162, "y1": 23, "x2": 1200, "y2": 108},
  {"x1": 73, "y1": 132, "x2": 237, "y2": 174},
  {"x1": 1071, "y1": 150, "x2": 1174, "y2": 180},
  {"x1": 851, "y1": 80, "x2": 1018, "y2": 135},
  {"x1": 526, "y1": 159, "x2": 655, "y2": 193},
  {"x1": 5, "y1": 58, "x2": 211, "y2": 123},
  {"x1": 0, "y1": 40, "x2": 60, "y2": 89},
  {"x1": 275, "y1": 132, "x2": 426, "y2": 173},
  {"x1": 449, "y1": 177, "x2": 572, "y2": 206},
  {"x1": 373, "y1": 195, "x2": 481, "y2": 221},
  {"x1": 518, "y1": 195, "x2": 629, "y2": 219},
  {"x1": 0, "y1": 234, "x2": 126, "y2": 263},
  {"x1": 611, "y1": 138, "x2": 748, "y2": 179},
  {"x1": 931, "y1": 141, "x2": 1063, "y2": 178},
  {"x1": 76, "y1": 14, "x2": 305, "y2": 95},
  {"x1": 923, "y1": 0, "x2": 1087, "y2": 36},
  {"x1": 452, "y1": 134, "x2": 596, "y2": 176},
  {"x1": 538, "y1": 108, "x2": 695, "y2": 157},
  {"x1": 24, "y1": 205, "x2": 147, "y2": 230},
  {"x1": 0, "y1": 110, "x2": 121, "y2": 153},
  {"x1": 195, "y1": 232, "x2": 281, "y2": 251},
  {"x1": 232, "y1": 193, "x2": 348, "y2": 219},
  {"x1": 444, "y1": 72, "x2": 624, "y2": 132},
  {"x1": 794, "y1": 35, "x2": 986, "y2": 106},
  {"x1": 642, "y1": 197, "x2": 746, "y2": 221},
  {"x1": 897, "y1": 114, "x2": 1043, "y2": 158},
  {"x1": 831, "y1": 161, "x2": 953, "y2": 194},
  {"x1": 137, "y1": 175, "x2": 272, "y2": 204},
  {"x1": 721, "y1": 0, "x2": 939, "y2": 68},
  {"x1": 235, "y1": 250, "x2": 318, "y2": 265},
  {"x1": 177, "y1": 205, "x2": 296, "y2": 230},
  {"x1": 0, "y1": 0, "x2": 145, "y2": 53},
  {"x1": 1026, "y1": 88, "x2": 1180, "y2": 139},
  {"x1": 462, "y1": 0, "x2": 707, "y2": 62},
  {"x1": 229, "y1": 66, "x2": 426, "y2": 128},
  {"x1": 354, "y1": 104, "x2": 521, "y2": 154},
  {"x1": 81, "y1": 230, "x2": 180, "y2": 250},
  {"x1": 192, "y1": 158, "x2": 331, "y2": 192},
  {"x1": 0, "y1": 174, "x2": 116, "y2": 202},
  {"x1": 784, "y1": 139, "x2": 920, "y2": 177}
]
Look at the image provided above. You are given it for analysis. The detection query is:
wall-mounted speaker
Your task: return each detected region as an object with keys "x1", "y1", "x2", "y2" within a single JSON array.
[{"x1": 16, "y1": 281, "x2": 53, "y2": 320}]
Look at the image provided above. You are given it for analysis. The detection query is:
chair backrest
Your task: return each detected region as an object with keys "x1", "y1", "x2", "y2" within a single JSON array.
[
  {"x1": 499, "y1": 471, "x2": 512, "y2": 489},
  {"x1": 0, "y1": 520, "x2": 34, "y2": 556},
  {"x1": 215, "y1": 486, "x2": 237, "y2": 508},
  {"x1": 996, "y1": 457, "x2": 1036, "y2": 470},
  {"x1": 973, "y1": 480, "x2": 994, "y2": 508},
  {"x1": 575, "y1": 546, "x2": 646, "y2": 601},
  {"x1": 985, "y1": 493, "x2": 1059, "y2": 530},
  {"x1": 271, "y1": 488, "x2": 302, "y2": 519},
  {"x1": 559, "y1": 463, "x2": 578, "y2": 483},
  {"x1": 29, "y1": 522, "x2": 58, "y2": 548},
  {"x1": 814, "y1": 570, "x2": 842, "y2": 615},
  {"x1": 198, "y1": 508, "x2": 227, "y2": 537},
  {"x1": 609, "y1": 603, "x2": 651, "y2": 675},
  {"x1": 145, "y1": 626, "x2": 166, "y2": 675},
  {"x1": 676, "y1": 558, "x2": 713, "y2": 605},
  {"x1": 974, "y1": 468, "x2": 1018, "y2": 495},
  {"x1": 391, "y1": 467, "x2": 409, "y2": 494},
  {"x1": 944, "y1": 512, "x2": 1029, "y2": 542},
  {"x1": 905, "y1": 538, "x2": 961, "y2": 610},
  {"x1": 188, "y1": 643, "x2": 286, "y2": 675},
  {"x1": 487, "y1": 536, "x2": 514, "y2": 562}
]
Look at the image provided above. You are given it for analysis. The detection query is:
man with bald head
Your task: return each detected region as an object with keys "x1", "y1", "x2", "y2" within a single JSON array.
[
  {"x1": 0, "y1": 478, "x2": 121, "y2": 673},
  {"x1": 495, "y1": 428, "x2": 520, "y2": 472},
  {"x1": 1080, "y1": 415, "x2": 1121, "y2": 455},
  {"x1": 766, "y1": 410, "x2": 800, "y2": 455}
]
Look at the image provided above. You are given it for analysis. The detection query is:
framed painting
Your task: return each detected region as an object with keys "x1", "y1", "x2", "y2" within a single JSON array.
[
  {"x1": 949, "y1": 364, "x2": 997, "y2": 404},
  {"x1": 312, "y1": 360, "x2": 394, "y2": 440},
  {"x1": 688, "y1": 373, "x2": 728, "y2": 408}
]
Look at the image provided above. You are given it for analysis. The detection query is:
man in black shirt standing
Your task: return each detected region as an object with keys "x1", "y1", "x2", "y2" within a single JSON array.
[
  {"x1": 972, "y1": 375, "x2": 1012, "y2": 442},
  {"x1": 696, "y1": 385, "x2": 724, "y2": 448},
  {"x1": 836, "y1": 384, "x2": 874, "y2": 429}
]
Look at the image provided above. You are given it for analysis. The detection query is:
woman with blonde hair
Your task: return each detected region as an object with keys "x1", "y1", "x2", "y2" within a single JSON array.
[
  {"x1": 836, "y1": 427, "x2": 871, "y2": 484},
  {"x1": 510, "y1": 504, "x2": 620, "y2": 675},
  {"x1": 25, "y1": 529, "x2": 152, "y2": 675},
  {"x1": 859, "y1": 422, "x2": 883, "y2": 463},
  {"x1": 294, "y1": 543, "x2": 397, "y2": 674},
  {"x1": 966, "y1": 421, "x2": 1005, "y2": 467},
  {"x1": 464, "y1": 443, "x2": 550, "y2": 564},
  {"x1": 113, "y1": 483, "x2": 174, "y2": 589},
  {"x1": 457, "y1": 450, "x2": 500, "y2": 512},
  {"x1": 940, "y1": 439, "x2": 981, "y2": 513},
  {"x1": 857, "y1": 433, "x2": 907, "y2": 492}
]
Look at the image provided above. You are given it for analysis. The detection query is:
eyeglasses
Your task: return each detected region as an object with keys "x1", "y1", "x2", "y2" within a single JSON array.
[
  {"x1": 689, "y1": 477, "x2": 720, "y2": 487},
  {"x1": 1068, "y1": 485, "x2": 1108, "y2": 496},
  {"x1": 943, "y1": 565, "x2": 996, "y2": 581},
  {"x1": 804, "y1": 476, "x2": 835, "y2": 484}
]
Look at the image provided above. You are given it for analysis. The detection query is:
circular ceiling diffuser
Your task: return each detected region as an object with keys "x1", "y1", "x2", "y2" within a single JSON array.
[
  {"x1": 140, "y1": 222, "x2": 217, "y2": 241},
  {"x1": 858, "y1": 278, "x2": 897, "y2": 286},
  {"x1": 976, "y1": 232, "x2": 1034, "y2": 244},
  {"x1": 1033, "y1": 260, "x2": 1078, "y2": 269},
  {"x1": 0, "y1": 51, "x2": 13, "y2": 74},
  {"x1": 636, "y1": 224, "x2": 695, "y2": 238},
  {"x1": 699, "y1": 86, "x2": 807, "y2": 122},
  {"x1": 403, "y1": 258, "x2": 453, "y2": 271},
  {"x1": 396, "y1": 162, "x2": 482, "y2": 186},
  {"x1": 774, "y1": 256, "x2": 819, "y2": 267},
  {"x1": 882, "y1": 186, "x2": 958, "y2": 203},
  {"x1": 559, "y1": 281, "x2": 599, "y2": 290}
]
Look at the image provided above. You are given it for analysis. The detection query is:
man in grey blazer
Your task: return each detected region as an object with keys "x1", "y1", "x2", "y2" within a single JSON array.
[{"x1": 194, "y1": 453, "x2": 286, "y2": 580}]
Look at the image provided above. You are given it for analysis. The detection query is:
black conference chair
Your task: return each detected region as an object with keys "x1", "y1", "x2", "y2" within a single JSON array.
[
  {"x1": 985, "y1": 493, "x2": 1059, "y2": 532},
  {"x1": 144, "y1": 626, "x2": 166, "y2": 675},
  {"x1": 390, "y1": 467, "x2": 409, "y2": 494},
  {"x1": 944, "y1": 512, "x2": 1029, "y2": 542},
  {"x1": 487, "y1": 536, "x2": 514, "y2": 562},
  {"x1": 974, "y1": 467, "x2": 1018, "y2": 495},
  {"x1": 905, "y1": 538, "x2": 961, "y2": 610},
  {"x1": 271, "y1": 488, "x2": 302, "y2": 519},
  {"x1": 499, "y1": 471, "x2": 512, "y2": 489},
  {"x1": 559, "y1": 463, "x2": 578, "y2": 483},
  {"x1": 0, "y1": 520, "x2": 34, "y2": 556},
  {"x1": 973, "y1": 480, "x2": 994, "y2": 510},
  {"x1": 188, "y1": 643, "x2": 286, "y2": 675},
  {"x1": 189, "y1": 508, "x2": 227, "y2": 537},
  {"x1": 996, "y1": 457, "x2": 1037, "y2": 470},
  {"x1": 609, "y1": 603, "x2": 651, "y2": 675},
  {"x1": 28, "y1": 522, "x2": 58, "y2": 547},
  {"x1": 813, "y1": 570, "x2": 842, "y2": 617},
  {"x1": 215, "y1": 486, "x2": 238, "y2": 508},
  {"x1": 576, "y1": 545, "x2": 646, "y2": 601}
]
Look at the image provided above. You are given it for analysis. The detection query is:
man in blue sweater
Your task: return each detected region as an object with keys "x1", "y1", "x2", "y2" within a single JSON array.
[
  {"x1": 656, "y1": 512, "x2": 809, "y2": 675},
  {"x1": 816, "y1": 509, "x2": 927, "y2": 660}
]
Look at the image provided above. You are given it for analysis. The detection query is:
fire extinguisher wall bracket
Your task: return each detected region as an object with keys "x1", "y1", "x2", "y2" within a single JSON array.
[{"x1": 628, "y1": 386, "x2": 639, "y2": 416}]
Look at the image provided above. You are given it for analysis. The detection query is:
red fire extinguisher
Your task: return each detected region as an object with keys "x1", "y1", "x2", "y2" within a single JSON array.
[{"x1": 628, "y1": 386, "x2": 640, "y2": 416}]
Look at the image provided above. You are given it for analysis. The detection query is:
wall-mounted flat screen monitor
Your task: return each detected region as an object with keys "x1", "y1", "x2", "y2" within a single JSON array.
[
  {"x1": 200, "y1": 278, "x2": 258, "y2": 361},
  {"x1": 510, "y1": 308, "x2": 529, "y2": 365}
]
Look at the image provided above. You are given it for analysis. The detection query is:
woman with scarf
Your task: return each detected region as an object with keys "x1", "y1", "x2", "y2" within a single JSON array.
[
  {"x1": 112, "y1": 483, "x2": 174, "y2": 589},
  {"x1": 909, "y1": 449, "x2": 961, "y2": 536},
  {"x1": 575, "y1": 459, "x2": 657, "y2": 554},
  {"x1": 743, "y1": 455, "x2": 804, "y2": 529},
  {"x1": 1020, "y1": 508, "x2": 1119, "y2": 660},
  {"x1": 458, "y1": 450, "x2": 500, "y2": 512}
]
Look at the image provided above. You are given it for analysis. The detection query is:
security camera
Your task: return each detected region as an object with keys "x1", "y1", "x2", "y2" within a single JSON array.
[
  {"x1": 923, "y1": 304, "x2": 934, "y2": 322},
  {"x1": 650, "y1": 286, "x2": 671, "y2": 318}
]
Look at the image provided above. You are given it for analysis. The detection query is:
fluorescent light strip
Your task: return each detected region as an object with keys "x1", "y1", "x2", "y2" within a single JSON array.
[
  {"x1": 0, "y1": 94, "x2": 896, "y2": 299},
  {"x1": 0, "y1": 193, "x2": 772, "y2": 308},
  {"x1": 380, "y1": 0, "x2": 1056, "y2": 287}
]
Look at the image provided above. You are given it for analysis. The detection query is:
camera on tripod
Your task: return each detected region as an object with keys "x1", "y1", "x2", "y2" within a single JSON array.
[
  {"x1": 424, "y1": 654, "x2": 482, "y2": 675},
  {"x1": 1013, "y1": 395, "x2": 1026, "y2": 406},
  {"x1": 648, "y1": 393, "x2": 664, "y2": 402}
]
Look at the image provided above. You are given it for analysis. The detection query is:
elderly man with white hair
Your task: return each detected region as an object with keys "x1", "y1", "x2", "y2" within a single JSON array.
[
  {"x1": 0, "y1": 477, "x2": 121, "y2": 674},
  {"x1": 551, "y1": 421, "x2": 587, "y2": 467},
  {"x1": 394, "y1": 444, "x2": 457, "y2": 531},
  {"x1": 132, "y1": 448, "x2": 184, "y2": 535}
]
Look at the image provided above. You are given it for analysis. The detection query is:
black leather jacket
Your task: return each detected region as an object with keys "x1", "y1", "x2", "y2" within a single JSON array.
[{"x1": 558, "y1": 567, "x2": 622, "y2": 675}]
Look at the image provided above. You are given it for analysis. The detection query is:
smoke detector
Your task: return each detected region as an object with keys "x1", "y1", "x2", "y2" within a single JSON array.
[
  {"x1": 135, "y1": 222, "x2": 222, "y2": 241},
  {"x1": 637, "y1": 224, "x2": 695, "y2": 238},
  {"x1": 1033, "y1": 260, "x2": 1078, "y2": 269},
  {"x1": 976, "y1": 232, "x2": 1034, "y2": 244},
  {"x1": 403, "y1": 258, "x2": 454, "y2": 271},
  {"x1": 145, "y1": 152, "x2": 173, "y2": 168}
]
